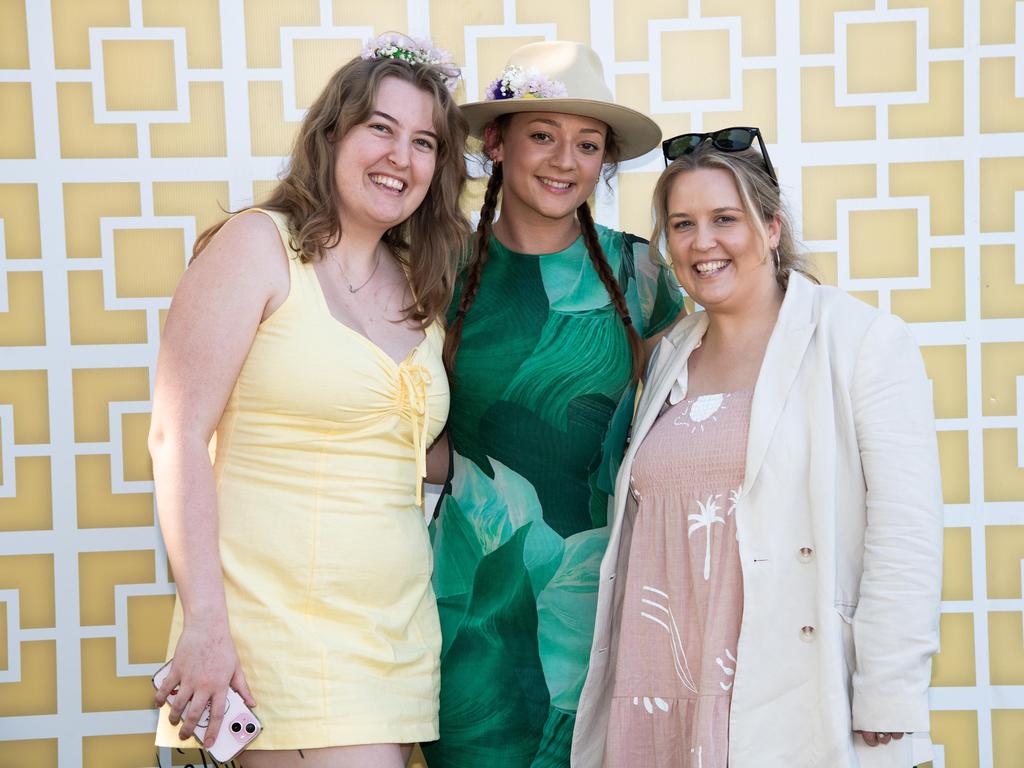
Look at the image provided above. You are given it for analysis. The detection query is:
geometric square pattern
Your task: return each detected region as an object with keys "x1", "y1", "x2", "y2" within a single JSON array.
[{"x1": 0, "y1": 2, "x2": 1021, "y2": 767}]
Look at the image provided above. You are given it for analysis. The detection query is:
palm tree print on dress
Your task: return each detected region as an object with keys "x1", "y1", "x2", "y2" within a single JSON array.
[
  {"x1": 728, "y1": 486, "x2": 741, "y2": 540},
  {"x1": 639, "y1": 585, "x2": 698, "y2": 694},
  {"x1": 689, "y1": 494, "x2": 725, "y2": 580}
]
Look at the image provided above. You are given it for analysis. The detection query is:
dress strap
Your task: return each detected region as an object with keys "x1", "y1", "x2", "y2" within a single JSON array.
[{"x1": 236, "y1": 208, "x2": 298, "y2": 256}]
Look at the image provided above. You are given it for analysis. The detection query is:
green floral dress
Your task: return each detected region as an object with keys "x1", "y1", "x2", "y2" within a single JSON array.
[{"x1": 423, "y1": 226, "x2": 682, "y2": 768}]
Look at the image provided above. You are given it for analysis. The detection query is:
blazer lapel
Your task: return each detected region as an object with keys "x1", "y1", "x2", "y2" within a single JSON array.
[
  {"x1": 743, "y1": 274, "x2": 818, "y2": 492},
  {"x1": 630, "y1": 312, "x2": 709, "y2": 452}
]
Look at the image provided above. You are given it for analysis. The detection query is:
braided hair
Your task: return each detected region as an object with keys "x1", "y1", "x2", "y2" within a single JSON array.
[
  {"x1": 442, "y1": 163, "x2": 502, "y2": 372},
  {"x1": 576, "y1": 200, "x2": 644, "y2": 381},
  {"x1": 442, "y1": 120, "x2": 644, "y2": 382}
]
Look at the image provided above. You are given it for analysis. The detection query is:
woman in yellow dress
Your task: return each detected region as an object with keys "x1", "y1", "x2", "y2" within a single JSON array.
[{"x1": 150, "y1": 34, "x2": 469, "y2": 767}]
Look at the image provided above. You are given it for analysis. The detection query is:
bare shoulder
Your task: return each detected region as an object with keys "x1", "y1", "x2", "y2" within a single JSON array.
[
  {"x1": 194, "y1": 210, "x2": 289, "y2": 277},
  {"x1": 181, "y1": 210, "x2": 291, "y2": 309}
]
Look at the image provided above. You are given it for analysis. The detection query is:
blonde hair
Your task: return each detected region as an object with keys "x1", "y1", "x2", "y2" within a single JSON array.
[
  {"x1": 194, "y1": 56, "x2": 471, "y2": 328},
  {"x1": 650, "y1": 143, "x2": 816, "y2": 290}
]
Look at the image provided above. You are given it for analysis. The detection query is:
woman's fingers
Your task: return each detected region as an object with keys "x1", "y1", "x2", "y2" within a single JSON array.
[
  {"x1": 178, "y1": 688, "x2": 211, "y2": 740},
  {"x1": 231, "y1": 665, "x2": 257, "y2": 708},
  {"x1": 202, "y1": 689, "x2": 229, "y2": 748},
  {"x1": 153, "y1": 665, "x2": 180, "y2": 708},
  {"x1": 858, "y1": 731, "x2": 879, "y2": 747},
  {"x1": 166, "y1": 681, "x2": 192, "y2": 728},
  {"x1": 856, "y1": 730, "x2": 907, "y2": 747}
]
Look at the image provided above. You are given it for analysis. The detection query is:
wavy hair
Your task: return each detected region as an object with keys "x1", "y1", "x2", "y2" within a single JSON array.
[
  {"x1": 650, "y1": 142, "x2": 817, "y2": 290},
  {"x1": 194, "y1": 55, "x2": 470, "y2": 327}
]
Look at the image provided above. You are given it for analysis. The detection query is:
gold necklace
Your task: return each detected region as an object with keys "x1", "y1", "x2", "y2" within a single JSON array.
[{"x1": 331, "y1": 247, "x2": 382, "y2": 293}]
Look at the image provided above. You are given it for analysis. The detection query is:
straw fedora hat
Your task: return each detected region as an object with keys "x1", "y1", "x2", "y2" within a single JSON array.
[{"x1": 461, "y1": 40, "x2": 662, "y2": 161}]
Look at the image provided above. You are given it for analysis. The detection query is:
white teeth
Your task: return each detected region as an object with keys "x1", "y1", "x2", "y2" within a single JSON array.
[
  {"x1": 695, "y1": 260, "x2": 729, "y2": 274},
  {"x1": 369, "y1": 174, "x2": 405, "y2": 191},
  {"x1": 540, "y1": 178, "x2": 571, "y2": 190}
]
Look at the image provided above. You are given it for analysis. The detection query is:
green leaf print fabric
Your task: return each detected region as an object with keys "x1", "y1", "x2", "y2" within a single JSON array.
[{"x1": 424, "y1": 227, "x2": 682, "y2": 768}]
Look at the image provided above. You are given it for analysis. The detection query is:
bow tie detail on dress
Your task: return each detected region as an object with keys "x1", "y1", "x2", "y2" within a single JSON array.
[{"x1": 395, "y1": 361, "x2": 432, "y2": 506}]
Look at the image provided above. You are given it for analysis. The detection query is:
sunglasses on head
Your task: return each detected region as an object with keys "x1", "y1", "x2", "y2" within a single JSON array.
[{"x1": 661, "y1": 126, "x2": 778, "y2": 186}]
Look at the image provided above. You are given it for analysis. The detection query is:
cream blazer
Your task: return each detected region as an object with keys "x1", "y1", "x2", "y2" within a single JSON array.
[{"x1": 572, "y1": 273, "x2": 943, "y2": 768}]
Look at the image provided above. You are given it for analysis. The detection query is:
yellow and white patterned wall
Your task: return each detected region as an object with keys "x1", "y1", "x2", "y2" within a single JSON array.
[{"x1": 0, "y1": 0, "x2": 1022, "y2": 766}]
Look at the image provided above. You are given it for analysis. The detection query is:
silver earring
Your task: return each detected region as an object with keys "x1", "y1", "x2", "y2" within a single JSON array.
[{"x1": 772, "y1": 248, "x2": 781, "y2": 271}]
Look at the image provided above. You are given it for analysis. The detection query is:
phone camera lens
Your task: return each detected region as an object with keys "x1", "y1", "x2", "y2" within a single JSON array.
[
  {"x1": 231, "y1": 722, "x2": 242, "y2": 733},
  {"x1": 245, "y1": 723, "x2": 256, "y2": 733}
]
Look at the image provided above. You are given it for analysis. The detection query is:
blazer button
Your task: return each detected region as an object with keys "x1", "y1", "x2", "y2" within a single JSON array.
[
  {"x1": 800, "y1": 625, "x2": 815, "y2": 642},
  {"x1": 798, "y1": 547, "x2": 813, "y2": 563}
]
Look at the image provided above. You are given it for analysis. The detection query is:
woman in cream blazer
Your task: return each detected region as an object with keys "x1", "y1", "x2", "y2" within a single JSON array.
[{"x1": 572, "y1": 133, "x2": 943, "y2": 768}]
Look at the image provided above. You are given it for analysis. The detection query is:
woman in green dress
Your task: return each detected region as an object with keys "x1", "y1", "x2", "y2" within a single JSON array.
[{"x1": 423, "y1": 41, "x2": 684, "y2": 767}]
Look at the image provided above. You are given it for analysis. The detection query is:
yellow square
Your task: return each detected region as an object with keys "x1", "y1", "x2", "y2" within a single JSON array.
[
  {"x1": 983, "y1": 429, "x2": 1024, "y2": 501},
  {"x1": 113, "y1": 228, "x2": 186, "y2": 299},
  {"x1": 83, "y1": 733, "x2": 157, "y2": 768},
  {"x1": 985, "y1": 524, "x2": 1024, "y2": 599},
  {"x1": 293, "y1": 38, "x2": 362, "y2": 110},
  {"x1": 930, "y1": 612, "x2": 975, "y2": 687},
  {"x1": 846, "y1": 21, "x2": 917, "y2": 94},
  {"x1": 0, "y1": 641, "x2": 57, "y2": 716},
  {"x1": 0, "y1": 0, "x2": 29, "y2": 68},
  {"x1": 941, "y1": 527, "x2": 972, "y2": 601},
  {"x1": 662, "y1": 29, "x2": 731, "y2": 101},
  {"x1": 121, "y1": 412, "x2": 153, "y2": 482},
  {"x1": 0, "y1": 83, "x2": 34, "y2": 158},
  {"x1": 989, "y1": 612, "x2": 1024, "y2": 685},
  {"x1": 928, "y1": 710, "x2": 979, "y2": 768},
  {"x1": 849, "y1": 208, "x2": 918, "y2": 278},
  {"x1": 938, "y1": 430, "x2": 970, "y2": 504},
  {"x1": 0, "y1": 740, "x2": 56, "y2": 768},
  {"x1": 79, "y1": 550, "x2": 155, "y2": 626},
  {"x1": 103, "y1": 39, "x2": 178, "y2": 111},
  {"x1": 126, "y1": 593, "x2": 174, "y2": 664},
  {"x1": 993, "y1": 709, "x2": 1024, "y2": 768},
  {"x1": 982, "y1": 342, "x2": 1024, "y2": 417},
  {"x1": 81, "y1": 637, "x2": 153, "y2": 712}
]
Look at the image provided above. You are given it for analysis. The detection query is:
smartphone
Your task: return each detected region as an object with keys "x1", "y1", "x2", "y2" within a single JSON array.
[{"x1": 152, "y1": 659, "x2": 262, "y2": 763}]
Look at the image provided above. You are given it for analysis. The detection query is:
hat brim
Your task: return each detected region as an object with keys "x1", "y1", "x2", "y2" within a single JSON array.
[{"x1": 460, "y1": 98, "x2": 662, "y2": 162}]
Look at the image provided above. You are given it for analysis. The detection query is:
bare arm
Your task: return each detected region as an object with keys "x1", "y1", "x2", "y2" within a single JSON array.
[
  {"x1": 150, "y1": 211, "x2": 288, "y2": 746},
  {"x1": 425, "y1": 430, "x2": 451, "y2": 486}
]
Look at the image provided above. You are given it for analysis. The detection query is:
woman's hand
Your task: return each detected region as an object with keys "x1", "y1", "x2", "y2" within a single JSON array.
[
  {"x1": 154, "y1": 618, "x2": 256, "y2": 748},
  {"x1": 854, "y1": 731, "x2": 909, "y2": 747}
]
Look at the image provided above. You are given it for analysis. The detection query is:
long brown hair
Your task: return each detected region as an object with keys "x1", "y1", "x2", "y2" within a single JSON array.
[
  {"x1": 194, "y1": 56, "x2": 470, "y2": 328},
  {"x1": 651, "y1": 142, "x2": 816, "y2": 290},
  {"x1": 442, "y1": 116, "x2": 643, "y2": 381}
]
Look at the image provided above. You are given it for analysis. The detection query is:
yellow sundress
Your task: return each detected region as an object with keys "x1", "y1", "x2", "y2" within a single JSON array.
[{"x1": 156, "y1": 209, "x2": 448, "y2": 749}]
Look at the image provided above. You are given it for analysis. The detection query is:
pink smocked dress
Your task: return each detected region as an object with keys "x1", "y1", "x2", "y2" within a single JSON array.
[{"x1": 606, "y1": 389, "x2": 752, "y2": 768}]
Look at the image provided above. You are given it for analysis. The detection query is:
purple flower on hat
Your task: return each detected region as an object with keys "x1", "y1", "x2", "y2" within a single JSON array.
[{"x1": 485, "y1": 65, "x2": 568, "y2": 101}]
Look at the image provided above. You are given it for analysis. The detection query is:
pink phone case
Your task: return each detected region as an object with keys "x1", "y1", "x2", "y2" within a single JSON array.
[{"x1": 152, "y1": 659, "x2": 262, "y2": 763}]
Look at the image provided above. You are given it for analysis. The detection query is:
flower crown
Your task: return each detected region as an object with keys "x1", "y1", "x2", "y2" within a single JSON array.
[
  {"x1": 361, "y1": 33, "x2": 460, "y2": 92},
  {"x1": 486, "y1": 65, "x2": 568, "y2": 101}
]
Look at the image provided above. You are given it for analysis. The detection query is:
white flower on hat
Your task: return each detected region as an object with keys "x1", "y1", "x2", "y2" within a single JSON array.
[{"x1": 486, "y1": 65, "x2": 568, "y2": 101}]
